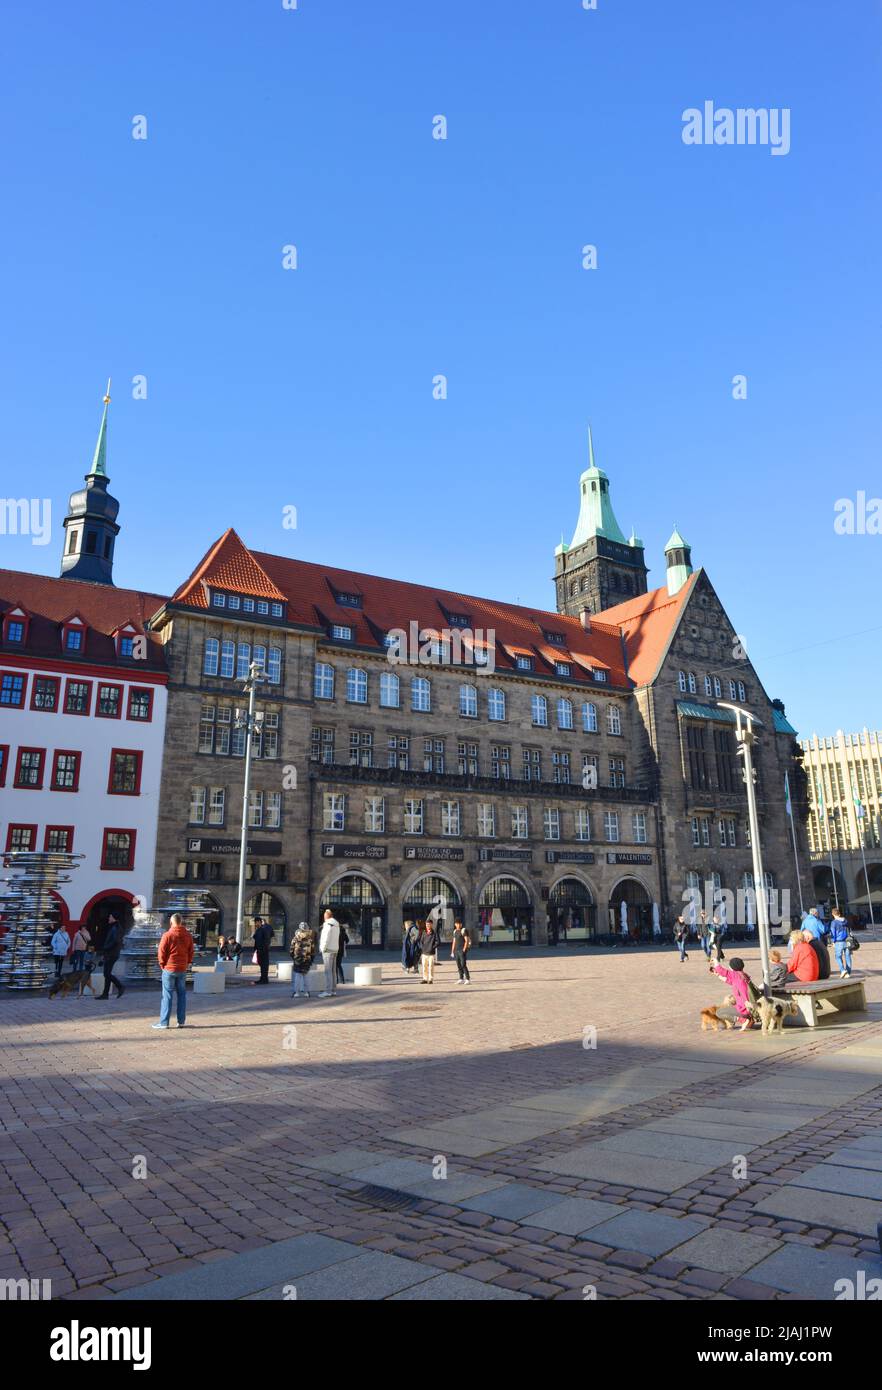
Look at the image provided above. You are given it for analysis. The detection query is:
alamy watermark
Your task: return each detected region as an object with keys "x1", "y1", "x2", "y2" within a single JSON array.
[
  {"x1": 0, "y1": 497, "x2": 51, "y2": 546},
  {"x1": 386, "y1": 621, "x2": 496, "y2": 674},
  {"x1": 682, "y1": 102, "x2": 790, "y2": 157},
  {"x1": 682, "y1": 882, "x2": 791, "y2": 927},
  {"x1": 834, "y1": 492, "x2": 881, "y2": 535}
]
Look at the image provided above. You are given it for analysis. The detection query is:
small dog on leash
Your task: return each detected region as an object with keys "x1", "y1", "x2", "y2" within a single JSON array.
[
  {"x1": 757, "y1": 996, "x2": 799, "y2": 1034},
  {"x1": 700, "y1": 1005, "x2": 734, "y2": 1031},
  {"x1": 48, "y1": 970, "x2": 97, "y2": 999}
]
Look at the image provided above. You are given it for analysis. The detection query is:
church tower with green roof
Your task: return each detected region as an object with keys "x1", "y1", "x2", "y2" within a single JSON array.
[
  {"x1": 60, "y1": 382, "x2": 121, "y2": 585},
  {"x1": 553, "y1": 429, "x2": 648, "y2": 617}
]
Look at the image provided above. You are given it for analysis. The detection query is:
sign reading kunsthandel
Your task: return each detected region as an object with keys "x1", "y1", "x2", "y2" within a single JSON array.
[{"x1": 187, "y1": 837, "x2": 282, "y2": 857}]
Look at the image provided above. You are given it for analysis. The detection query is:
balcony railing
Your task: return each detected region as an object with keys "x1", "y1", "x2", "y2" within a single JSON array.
[{"x1": 310, "y1": 760, "x2": 657, "y2": 804}]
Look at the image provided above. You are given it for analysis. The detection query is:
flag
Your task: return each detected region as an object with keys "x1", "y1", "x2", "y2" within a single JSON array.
[
  {"x1": 784, "y1": 770, "x2": 793, "y2": 819},
  {"x1": 816, "y1": 776, "x2": 825, "y2": 813}
]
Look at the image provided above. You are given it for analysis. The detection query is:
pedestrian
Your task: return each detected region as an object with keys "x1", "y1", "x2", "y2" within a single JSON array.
[
  {"x1": 697, "y1": 909, "x2": 711, "y2": 958},
  {"x1": 451, "y1": 918, "x2": 471, "y2": 984},
  {"x1": 829, "y1": 906, "x2": 853, "y2": 978},
  {"x1": 710, "y1": 956, "x2": 756, "y2": 1031},
  {"x1": 152, "y1": 912, "x2": 194, "y2": 1030},
  {"x1": 229, "y1": 938, "x2": 242, "y2": 972},
  {"x1": 318, "y1": 909, "x2": 341, "y2": 998},
  {"x1": 785, "y1": 929, "x2": 820, "y2": 983},
  {"x1": 419, "y1": 919, "x2": 438, "y2": 984},
  {"x1": 768, "y1": 948, "x2": 789, "y2": 994},
  {"x1": 673, "y1": 915, "x2": 689, "y2": 963},
  {"x1": 251, "y1": 916, "x2": 272, "y2": 985},
  {"x1": 801, "y1": 907, "x2": 827, "y2": 942},
  {"x1": 97, "y1": 914, "x2": 125, "y2": 1000},
  {"x1": 481, "y1": 915, "x2": 491, "y2": 946},
  {"x1": 806, "y1": 926, "x2": 831, "y2": 980},
  {"x1": 335, "y1": 922, "x2": 349, "y2": 986},
  {"x1": 707, "y1": 913, "x2": 725, "y2": 963},
  {"x1": 401, "y1": 919, "x2": 419, "y2": 974},
  {"x1": 70, "y1": 924, "x2": 92, "y2": 973},
  {"x1": 50, "y1": 925, "x2": 70, "y2": 977},
  {"x1": 289, "y1": 921, "x2": 317, "y2": 998}
]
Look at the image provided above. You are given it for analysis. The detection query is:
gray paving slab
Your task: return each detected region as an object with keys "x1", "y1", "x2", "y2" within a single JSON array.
[
  {"x1": 590, "y1": 1128, "x2": 744, "y2": 1166},
  {"x1": 387, "y1": 1126, "x2": 504, "y2": 1157},
  {"x1": 116, "y1": 1233, "x2": 359, "y2": 1300},
  {"x1": 513, "y1": 1088, "x2": 665, "y2": 1116},
  {"x1": 791, "y1": 1163, "x2": 882, "y2": 1201},
  {"x1": 669, "y1": 1228, "x2": 782, "y2": 1275},
  {"x1": 389, "y1": 1272, "x2": 530, "y2": 1300},
  {"x1": 748, "y1": 1243, "x2": 882, "y2": 1299},
  {"x1": 644, "y1": 1116, "x2": 782, "y2": 1146},
  {"x1": 349, "y1": 1158, "x2": 500, "y2": 1203},
  {"x1": 456, "y1": 1183, "x2": 565, "y2": 1220},
  {"x1": 537, "y1": 1146, "x2": 712, "y2": 1192},
  {"x1": 581, "y1": 1209, "x2": 709, "y2": 1256},
  {"x1": 350, "y1": 1157, "x2": 439, "y2": 1189},
  {"x1": 840, "y1": 1129, "x2": 882, "y2": 1153},
  {"x1": 300, "y1": 1148, "x2": 398, "y2": 1174},
  {"x1": 520, "y1": 1196, "x2": 625, "y2": 1236},
  {"x1": 243, "y1": 1250, "x2": 437, "y2": 1301},
  {"x1": 440, "y1": 1106, "x2": 577, "y2": 1141},
  {"x1": 823, "y1": 1145, "x2": 882, "y2": 1173},
  {"x1": 754, "y1": 1185, "x2": 882, "y2": 1236}
]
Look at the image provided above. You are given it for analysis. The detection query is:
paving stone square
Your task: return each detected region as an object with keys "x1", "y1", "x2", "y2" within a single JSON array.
[
  {"x1": 668, "y1": 1228, "x2": 782, "y2": 1275},
  {"x1": 579, "y1": 1209, "x2": 710, "y2": 1256},
  {"x1": 747, "y1": 1244, "x2": 882, "y2": 1300}
]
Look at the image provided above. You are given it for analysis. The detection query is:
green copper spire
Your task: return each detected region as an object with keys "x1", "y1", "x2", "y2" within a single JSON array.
[
  {"x1": 664, "y1": 524, "x2": 689, "y2": 552},
  {"x1": 569, "y1": 426, "x2": 628, "y2": 547},
  {"x1": 88, "y1": 379, "x2": 111, "y2": 478},
  {"x1": 665, "y1": 523, "x2": 693, "y2": 596}
]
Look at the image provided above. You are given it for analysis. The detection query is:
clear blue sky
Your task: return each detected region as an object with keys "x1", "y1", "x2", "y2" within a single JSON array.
[{"x1": 1, "y1": 0, "x2": 880, "y2": 738}]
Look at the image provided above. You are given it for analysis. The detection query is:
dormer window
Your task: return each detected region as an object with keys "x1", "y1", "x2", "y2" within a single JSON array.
[
  {"x1": 257, "y1": 601, "x2": 269, "y2": 615},
  {"x1": 334, "y1": 591, "x2": 362, "y2": 609},
  {"x1": 544, "y1": 631, "x2": 566, "y2": 646},
  {"x1": 120, "y1": 636, "x2": 135, "y2": 657},
  {"x1": 516, "y1": 655, "x2": 533, "y2": 671},
  {"x1": 555, "y1": 661, "x2": 571, "y2": 677},
  {"x1": 66, "y1": 629, "x2": 82, "y2": 650},
  {"x1": 212, "y1": 592, "x2": 226, "y2": 608},
  {"x1": 593, "y1": 669, "x2": 608, "y2": 683},
  {"x1": 332, "y1": 624, "x2": 353, "y2": 641},
  {"x1": 271, "y1": 602, "x2": 284, "y2": 618},
  {"x1": 7, "y1": 621, "x2": 24, "y2": 643},
  {"x1": 228, "y1": 595, "x2": 241, "y2": 611},
  {"x1": 243, "y1": 598, "x2": 255, "y2": 613},
  {"x1": 447, "y1": 612, "x2": 470, "y2": 628},
  {"x1": 3, "y1": 607, "x2": 29, "y2": 645}
]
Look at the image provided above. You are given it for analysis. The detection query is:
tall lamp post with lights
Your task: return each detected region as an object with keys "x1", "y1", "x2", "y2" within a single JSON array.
[
  {"x1": 719, "y1": 703, "x2": 772, "y2": 991},
  {"x1": 234, "y1": 661, "x2": 266, "y2": 946}
]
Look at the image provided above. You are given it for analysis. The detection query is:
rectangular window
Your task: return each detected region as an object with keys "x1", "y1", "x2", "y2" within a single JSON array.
[
  {"x1": 411, "y1": 677, "x2": 430, "y2": 712},
  {"x1": 607, "y1": 705, "x2": 622, "y2": 736},
  {"x1": 632, "y1": 812, "x2": 647, "y2": 844},
  {"x1": 331, "y1": 624, "x2": 352, "y2": 640},
  {"x1": 203, "y1": 639, "x2": 219, "y2": 676},
  {"x1": 101, "y1": 829, "x2": 136, "y2": 870},
  {"x1": 543, "y1": 808, "x2": 560, "y2": 841},
  {"x1": 265, "y1": 792, "x2": 282, "y2": 829},
  {"x1": 220, "y1": 641, "x2": 235, "y2": 678},
  {"x1": 266, "y1": 647, "x2": 282, "y2": 684},
  {"x1": 477, "y1": 803, "x2": 495, "y2": 837},
  {"x1": 127, "y1": 687, "x2": 153, "y2": 721},
  {"x1": 349, "y1": 730, "x2": 373, "y2": 767},
  {"x1": 686, "y1": 724, "x2": 709, "y2": 789},
  {"x1": 227, "y1": 595, "x2": 240, "y2": 611},
  {"x1": 323, "y1": 793, "x2": 345, "y2": 831},
  {"x1": 31, "y1": 676, "x2": 59, "y2": 712},
  {"x1": 380, "y1": 672, "x2": 400, "y2": 708},
  {"x1": 459, "y1": 684, "x2": 477, "y2": 718},
  {"x1": 365, "y1": 796, "x2": 385, "y2": 833},
  {"x1": 253, "y1": 645, "x2": 267, "y2": 675},
  {"x1": 701, "y1": 816, "x2": 711, "y2": 846},
  {"x1": 310, "y1": 727, "x2": 335, "y2": 764},
  {"x1": 6, "y1": 825, "x2": 37, "y2": 852},
  {"x1": 208, "y1": 787, "x2": 225, "y2": 825},
  {"x1": 522, "y1": 747, "x2": 541, "y2": 781},
  {"x1": 1, "y1": 673, "x2": 26, "y2": 707},
  {"x1": 388, "y1": 735, "x2": 410, "y2": 771},
  {"x1": 236, "y1": 643, "x2": 251, "y2": 680},
  {"x1": 15, "y1": 747, "x2": 45, "y2": 789},
  {"x1": 96, "y1": 684, "x2": 122, "y2": 718},
  {"x1": 0, "y1": 745, "x2": 7, "y2": 786},
  {"x1": 457, "y1": 741, "x2": 478, "y2": 775},
  {"x1": 727, "y1": 817, "x2": 737, "y2": 847},
  {"x1": 243, "y1": 598, "x2": 255, "y2": 613},
  {"x1": 531, "y1": 694, "x2": 548, "y2": 727},
  {"x1": 257, "y1": 601, "x2": 269, "y2": 615},
  {"x1": 441, "y1": 800, "x2": 460, "y2": 836},
  {"x1": 52, "y1": 750, "x2": 80, "y2": 791},
  {"x1": 346, "y1": 668, "x2": 367, "y2": 704},
  {"x1": 691, "y1": 816, "x2": 701, "y2": 847},
  {"x1": 608, "y1": 756, "x2": 625, "y2": 788},
  {"x1": 604, "y1": 811, "x2": 620, "y2": 843},
  {"x1": 423, "y1": 737, "x2": 444, "y2": 773},
  {"x1": 582, "y1": 702, "x2": 597, "y2": 733},
  {"x1": 255, "y1": 710, "x2": 279, "y2": 759},
  {"x1": 713, "y1": 727, "x2": 737, "y2": 792},
  {"x1": 511, "y1": 805, "x2": 528, "y2": 839},
  {"x1": 718, "y1": 817, "x2": 727, "y2": 848},
  {"x1": 190, "y1": 786, "x2": 207, "y2": 824},
  {"x1": 109, "y1": 749, "x2": 142, "y2": 794},
  {"x1": 575, "y1": 808, "x2": 591, "y2": 841},
  {"x1": 488, "y1": 688, "x2": 505, "y2": 721},
  {"x1": 552, "y1": 750, "x2": 571, "y2": 784},
  {"x1": 491, "y1": 744, "x2": 510, "y2": 779},
  {"x1": 44, "y1": 826, "x2": 73, "y2": 853},
  {"x1": 404, "y1": 798, "x2": 424, "y2": 834}
]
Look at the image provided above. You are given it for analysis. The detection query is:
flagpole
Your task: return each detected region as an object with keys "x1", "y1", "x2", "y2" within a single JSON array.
[
  {"x1": 784, "y1": 772, "x2": 805, "y2": 916},
  {"x1": 818, "y1": 779, "x2": 839, "y2": 911},
  {"x1": 853, "y1": 783, "x2": 877, "y2": 928}
]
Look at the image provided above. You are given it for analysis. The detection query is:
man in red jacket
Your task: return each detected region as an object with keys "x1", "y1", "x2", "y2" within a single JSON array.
[
  {"x1": 152, "y1": 913, "x2": 195, "y2": 1030},
  {"x1": 786, "y1": 930, "x2": 820, "y2": 984}
]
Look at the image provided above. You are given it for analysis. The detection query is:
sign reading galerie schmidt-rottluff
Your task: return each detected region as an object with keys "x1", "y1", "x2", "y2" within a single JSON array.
[
  {"x1": 321, "y1": 844, "x2": 387, "y2": 859},
  {"x1": 187, "y1": 837, "x2": 282, "y2": 857}
]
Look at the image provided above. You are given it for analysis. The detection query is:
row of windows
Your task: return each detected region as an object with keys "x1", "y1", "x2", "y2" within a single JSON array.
[
  {"x1": 310, "y1": 730, "x2": 626, "y2": 787},
  {"x1": 0, "y1": 745, "x2": 142, "y2": 795},
  {"x1": 313, "y1": 665, "x2": 623, "y2": 733},
  {"x1": 198, "y1": 703, "x2": 280, "y2": 758},
  {"x1": 0, "y1": 673, "x2": 154, "y2": 720},
  {"x1": 175, "y1": 859, "x2": 287, "y2": 882},
  {"x1": 321, "y1": 792, "x2": 647, "y2": 843},
  {"x1": 685, "y1": 870, "x2": 775, "y2": 893},
  {"x1": 189, "y1": 786, "x2": 283, "y2": 829},
  {"x1": 203, "y1": 641, "x2": 283, "y2": 683},
  {"x1": 684, "y1": 724, "x2": 745, "y2": 794},
  {"x1": 678, "y1": 671, "x2": 748, "y2": 703},
  {"x1": 5, "y1": 823, "x2": 136, "y2": 867},
  {"x1": 210, "y1": 593, "x2": 284, "y2": 618},
  {"x1": 690, "y1": 816, "x2": 742, "y2": 848}
]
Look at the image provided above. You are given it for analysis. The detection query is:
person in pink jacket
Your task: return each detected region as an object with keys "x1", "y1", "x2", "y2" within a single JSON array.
[{"x1": 710, "y1": 957, "x2": 756, "y2": 1030}]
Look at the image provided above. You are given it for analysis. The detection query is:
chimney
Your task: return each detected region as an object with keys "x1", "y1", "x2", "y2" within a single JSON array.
[{"x1": 579, "y1": 605, "x2": 592, "y2": 632}]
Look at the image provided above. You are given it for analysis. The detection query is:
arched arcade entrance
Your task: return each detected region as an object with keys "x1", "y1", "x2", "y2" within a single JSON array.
[
  {"x1": 402, "y1": 874, "x2": 462, "y2": 943},
  {"x1": 548, "y1": 877, "x2": 597, "y2": 944},
  {"x1": 322, "y1": 874, "x2": 386, "y2": 949},
  {"x1": 477, "y1": 876, "x2": 533, "y2": 945},
  {"x1": 609, "y1": 877, "x2": 653, "y2": 939}
]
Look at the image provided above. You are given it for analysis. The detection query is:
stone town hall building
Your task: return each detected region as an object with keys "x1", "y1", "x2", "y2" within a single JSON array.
[{"x1": 143, "y1": 437, "x2": 808, "y2": 951}]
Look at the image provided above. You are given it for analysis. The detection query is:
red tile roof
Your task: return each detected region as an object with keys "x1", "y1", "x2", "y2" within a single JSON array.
[
  {"x1": 0, "y1": 569, "x2": 168, "y2": 670},
  {"x1": 599, "y1": 573, "x2": 697, "y2": 686},
  {"x1": 171, "y1": 529, "x2": 287, "y2": 608}
]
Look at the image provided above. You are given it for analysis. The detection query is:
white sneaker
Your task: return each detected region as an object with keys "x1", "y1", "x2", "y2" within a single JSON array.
[{"x1": 318, "y1": 991, "x2": 331, "y2": 998}]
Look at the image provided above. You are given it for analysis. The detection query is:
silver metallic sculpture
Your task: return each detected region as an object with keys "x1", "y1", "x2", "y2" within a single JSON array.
[
  {"x1": 0, "y1": 851, "x2": 83, "y2": 990},
  {"x1": 119, "y1": 909, "x2": 164, "y2": 983}
]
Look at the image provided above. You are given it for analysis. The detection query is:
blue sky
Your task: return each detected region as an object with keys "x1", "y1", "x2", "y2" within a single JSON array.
[{"x1": 1, "y1": 0, "x2": 880, "y2": 737}]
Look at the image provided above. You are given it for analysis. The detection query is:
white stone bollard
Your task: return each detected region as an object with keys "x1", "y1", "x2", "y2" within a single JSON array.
[
  {"x1": 353, "y1": 963, "x2": 383, "y2": 987},
  {"x1": 275, "y1": 961, "x2": 293, "y2": 983},
  {"x1": 194, "y1": 971, "x2": 225, "y2": 994},
  {"x1": 214, "y1": 960, "x2": 237, "y2": 976}
]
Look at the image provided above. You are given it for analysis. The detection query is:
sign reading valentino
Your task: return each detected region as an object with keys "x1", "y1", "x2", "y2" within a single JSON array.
[
  {"x1": 321, "y1": 844, "x2": 387, "y2": 859},
  {"x1": 606, "y1": 852, "x2": 652, "y2": 865},
  {"x1": 404, "y1": 846, "x2": 464, "y2": 861}
]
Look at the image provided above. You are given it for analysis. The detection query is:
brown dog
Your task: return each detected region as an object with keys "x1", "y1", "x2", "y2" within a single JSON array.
[
  {"x1": 700, "y1": 1005, "x2": 734, "y2": 1031},
  {"x1": 48, "y1": 970, "x2": 97, "y2": 999}
]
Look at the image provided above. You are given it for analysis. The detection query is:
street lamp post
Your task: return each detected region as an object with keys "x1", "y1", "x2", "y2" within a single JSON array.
[
  {"x1": 234, "y1": 661, "x2": 266, "y2": 945},
  {"x1": 719, "y1": 704, "x2": 772, "y2": 991}
]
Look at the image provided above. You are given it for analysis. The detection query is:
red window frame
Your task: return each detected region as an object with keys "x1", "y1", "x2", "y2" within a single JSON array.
[
  {"x1": 3, "y1": 611, "x2": 30, "y2": 644},
  {"x1": 5, "y1": 824, "x2": 37, "y2": 852},
  {"x1": 126, "y1": 686, "x2": 154, "y2": 722},
  {"x1": 14, "y1": 746, "x2": 46, "y2": 790},
  {"x1": 108, "y1": 748, "x2": 143, "y2": 796},
  {"x1": 0, "y1": 671, "x2": 28, "y2": 708},
  {"x1": 101, "y1": 827, "x2": 137, "y2": 871},
  {"x1": 95, "y1": 682, "x2": 123, "y2": 719},
  {"x1": 30, "y1": 674, "x2": 61, "y2": 713},
  {"x1": 44, "y1": 825, "x2": 74, "y2": 852},
  {"x1": 63, "y1": 677, "x2": 93, "y2": 716},
  {"x1": 61, "y1": 619, "x2": 86, "y2": 653},
  {"x1": 0, "y1": 744, "x2": 8, "y2": 787},
  {"x1": 51, "y1": 749, "x2": 82, "y2": 793}
]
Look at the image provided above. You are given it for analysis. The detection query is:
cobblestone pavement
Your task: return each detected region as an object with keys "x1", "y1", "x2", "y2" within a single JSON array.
[{"x1": 1, "y1": 942, "x2": 881, "y2": 1301}]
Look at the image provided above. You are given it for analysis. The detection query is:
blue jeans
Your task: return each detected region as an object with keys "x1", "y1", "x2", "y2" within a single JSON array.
[
  {"x1": 834, "y1": 942, "x2": 853, "y2": 975},
  {"x1": 676, "y1": 938, "x2": 688, "y2": 961},
  {"x1": 159, "y1": 969, "x2": 188, "y2": 1026}
]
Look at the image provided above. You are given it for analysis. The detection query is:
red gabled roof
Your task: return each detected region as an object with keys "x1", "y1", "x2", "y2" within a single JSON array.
[
  {"x1": 171, "y1": 528, "x2": 287, "y2": 608},
  {"x1": 0, "y1": 570, "x2": 168, "y2": 670},
  {"x1": 599, "y1": 572, "x2": 698, "y2": 686}
]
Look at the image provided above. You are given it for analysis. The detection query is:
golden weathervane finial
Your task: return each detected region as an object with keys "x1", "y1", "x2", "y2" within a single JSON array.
[{"x1": 103, "y1": 377, "x2": 112, "y2": 405}]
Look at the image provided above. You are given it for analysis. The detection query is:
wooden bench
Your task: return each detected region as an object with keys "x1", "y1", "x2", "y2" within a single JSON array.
[{"x1": 784, "y1": 976, "x2": 867, "y2": 1027}]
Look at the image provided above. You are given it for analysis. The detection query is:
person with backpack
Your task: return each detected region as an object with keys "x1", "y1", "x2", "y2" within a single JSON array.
[
  {"x1": 829, "y1": 906, "x2": 854, "y2": 978},
  {"x1": 98, "y1": 914, "x2": 125, "y2": 1000},
  {"x1": 289, "y1": 922, "x2": 317, "y2": 998}
]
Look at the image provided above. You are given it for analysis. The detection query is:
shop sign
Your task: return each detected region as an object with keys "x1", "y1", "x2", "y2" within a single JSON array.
[
  {"x1": 606, "y1": 852, "x2": 653, "y2": 865},
  {"x1": 546, "y1": 850, "x2": 596, "y2": 863},
  {"x1": 404, "y1": 846, "x2": 464, "y2": 861},
  {"x1": 479, "y1": 847, "x2": 532, "y2": 862},
  {"x1": 321, "y1": 843, "x2": 387, "y2": 859},
  {"x1": 186, "y1": 837, "x2": 282, "y2": 857}
]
